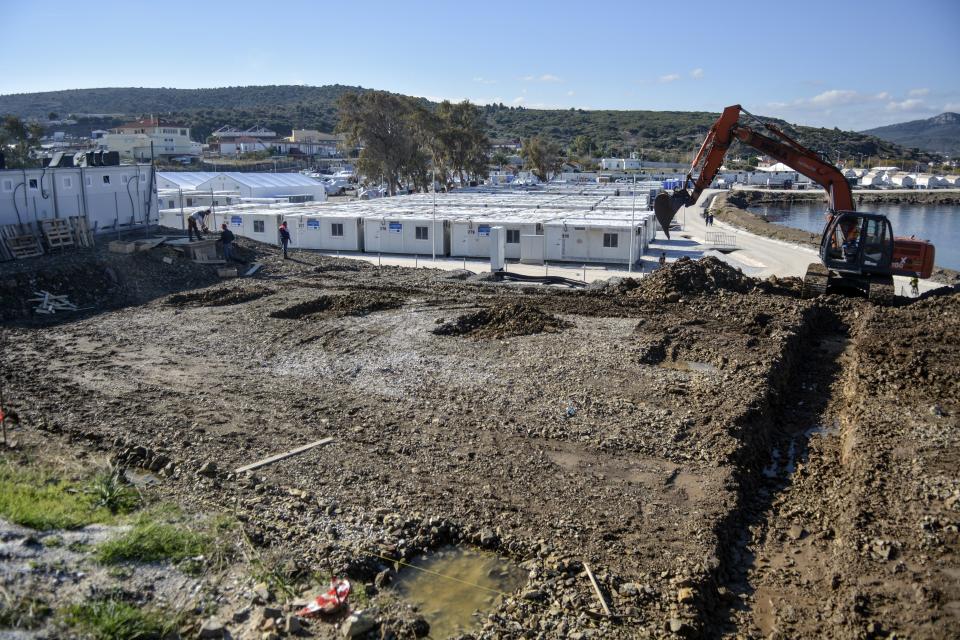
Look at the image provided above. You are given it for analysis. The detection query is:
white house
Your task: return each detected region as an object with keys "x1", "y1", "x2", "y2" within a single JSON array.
[
  {"x1": 286, "y1": 210, "x2": 365, "y2": 252},
  {"x1": 0, "y1": 164, "x2": 157, "y2": 231},
  {"x1": 97, "y1": 117, "x2": 198, "y2": 161},
  {"x1": 889, "y1": 173, "x2": 915, "y2": 188}
]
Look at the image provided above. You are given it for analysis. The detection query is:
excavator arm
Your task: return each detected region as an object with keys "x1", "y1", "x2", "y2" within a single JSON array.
[{"x1": 654, "y1": 104, "x2": 854, "y2": 237}]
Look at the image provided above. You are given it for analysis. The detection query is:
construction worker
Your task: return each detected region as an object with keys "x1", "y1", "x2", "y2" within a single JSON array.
[
  {"x1": 187, "y1": 209, "x2": 209, "y2": 241},
  {"x1": 279, "y1": 221, "x2": 291, "y2": 259},
  {"x1": 220, "y1": 223, "x2": 236, "y2": 262},
  {"x1": 910, "y1": 276, "x2": 920, "y2": 297},
  {"x1": 659, "y1": 252, "x2": 667, "y2": 269}
]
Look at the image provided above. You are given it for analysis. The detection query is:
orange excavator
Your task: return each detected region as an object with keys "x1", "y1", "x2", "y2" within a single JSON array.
[{"x1": 654, "y1": 104, "x2": 935, "y2": 299}]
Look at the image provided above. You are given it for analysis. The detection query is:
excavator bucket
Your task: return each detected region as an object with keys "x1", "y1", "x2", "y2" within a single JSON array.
[{"x1": 653, "y1": 190, "x2": 691, "y2": 239}]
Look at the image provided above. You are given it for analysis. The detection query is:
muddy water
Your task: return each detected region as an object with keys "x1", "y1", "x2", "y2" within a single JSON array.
[{"x1": 393, "y1": 546, "x2": 527, "y2": 638}]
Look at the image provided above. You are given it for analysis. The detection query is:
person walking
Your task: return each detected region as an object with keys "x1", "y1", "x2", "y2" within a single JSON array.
[
  {"x1": 910, "y1": 276, "x2": 920, "y2": 297},
  {"x1": 220, "y1": 223, "x2": 236, "y2": 262},
  {"x1": 659, "y1": 251, "x2": 667, "y2": 269},
  {"x1": 279, "y1": 221, "x2": 291, "y2": 259},
  {"x1": 187, "y1": 209, "x2": 209, "y2": 241}
]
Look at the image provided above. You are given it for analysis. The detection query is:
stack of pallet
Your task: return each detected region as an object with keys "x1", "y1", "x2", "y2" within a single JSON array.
[
  {"x1": 40, "y1": 219, "x2": 75, "y2": 251},
  {"x1": 69, "y1": 216, "x2": 94, "y2": 248},
  {"x1": 0, "y1": 216, "x2": 96, "y2": 261},
  {"x1": 0, "y1": 224, "x2": 43, "y2": 261}
]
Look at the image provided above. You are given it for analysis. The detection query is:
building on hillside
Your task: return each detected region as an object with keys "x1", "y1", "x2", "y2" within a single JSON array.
[
  {"x1": 0, "y1": 164, "x2": 157, "y2": 230},
  {"x1": 208, "y1": 125, "x2": 277, "y2": 156},
  {"x1": 96, "y1": 117, "x2": 199, "y2": 161}
]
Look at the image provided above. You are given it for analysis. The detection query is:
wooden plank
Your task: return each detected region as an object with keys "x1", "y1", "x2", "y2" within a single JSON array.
[
  {"x1": 234, "y1": 437, "x2": 334, "y2": 474},
  {"x1": 244, "y1": 263, "x2": 262, "y2": 277},
  {"x1": 583, "y1": 562, "x2": 611, "y2": 617}
]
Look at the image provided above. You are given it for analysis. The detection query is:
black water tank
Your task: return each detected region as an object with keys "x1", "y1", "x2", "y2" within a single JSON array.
[
  {"x1": 102, "y1": 150, "x2": 120, "y2": 166},
  {"x1": 84, "y1": 151, "x2": 95, "y2": 167},
  {"x1": 93, "y1": 150, "x2": 103, "y2": 167}
]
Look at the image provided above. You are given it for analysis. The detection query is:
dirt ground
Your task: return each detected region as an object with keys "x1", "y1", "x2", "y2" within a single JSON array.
[{"x1": 0, "y1": 235, "x2": 957, "y2": 639}]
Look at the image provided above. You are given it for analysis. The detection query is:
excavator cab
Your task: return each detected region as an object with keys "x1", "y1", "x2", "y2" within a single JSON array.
[{"x1": 820, "y1": 212, "x2": 894, "y2": 274}]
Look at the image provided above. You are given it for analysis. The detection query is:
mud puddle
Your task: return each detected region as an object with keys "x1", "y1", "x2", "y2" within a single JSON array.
[
  {"x1": 393, "y1": 546, "x2": 526, "y2": 638},
  {"x1": 659, "y1": 360, "x2": 718, "y2": 374}
]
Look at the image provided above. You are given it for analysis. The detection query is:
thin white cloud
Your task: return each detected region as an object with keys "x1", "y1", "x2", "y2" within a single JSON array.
[
  {"x1": 472, "y1": 76, "x2": 496, "y2": 85},
  {"x1": 690, "y1": 68, "x2": 704, "y2": 79},
  {"x1": 566, "y1": 90, "x2": 575, "y2": 96},
  {"x1": 908, "y1": 88, "x2": 930, "y2": 97},
  {"x1": 809, "y1": 89, "x2": 860, "y2": 107},
  {"x1": 659, "y1": 73, "x2": 680, "y2": 83},
  {"x1": 512, "y1": 96, "x2": 526, "y2": 105},
  {"x1": 886, "y1": 98, "x2": 924, "y2": 111},
  {"x1": 944, "y1": 102, "x2": 960, "y2": 113},
  {"x1": 874, "y1": 92, "x2": 891, "y2": 100},
  {"x1": 519, "y1": 74, "x2": 562, "y2": 83}
]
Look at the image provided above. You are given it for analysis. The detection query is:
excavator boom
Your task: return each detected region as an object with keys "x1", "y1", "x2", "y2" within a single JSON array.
[
  {"x1": 653, "y1": 104, "x2": 934, "y2": 289},
  {"x1": 655, "y1": 105, "x2": 853, "y2": 236}
]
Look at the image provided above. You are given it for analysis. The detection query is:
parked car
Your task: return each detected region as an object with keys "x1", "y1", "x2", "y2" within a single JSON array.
[{"x1": 322, "y1": 178, "x2": 351, "y2": 195}]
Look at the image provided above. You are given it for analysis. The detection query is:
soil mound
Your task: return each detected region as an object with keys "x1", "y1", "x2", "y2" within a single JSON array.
[
  {"x1": 270, "y1": 292, "x2": 403, "y2": 319},
  {"x1": 165, "y1": 286, "x2": 274, "y2": 307},
  {"x1": 433, "y1": 302, "x2": 568, "y2": 339},
  {"x1": 628, "y1": 257, "x2": 755, "y2": 301}
]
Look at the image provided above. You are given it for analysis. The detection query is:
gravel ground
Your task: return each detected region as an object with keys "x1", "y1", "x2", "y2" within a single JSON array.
[{"x1": 0, "y1": 236, "x2": 957, "y2": 639}]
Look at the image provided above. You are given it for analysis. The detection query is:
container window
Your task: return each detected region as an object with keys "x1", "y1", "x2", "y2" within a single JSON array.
[
  {"x1": 603, "y1": 233, "x2": 619, "y2": 248},
  {"x1": 168, "y1": 200, "x2": 175, "y2": 208},
  {"x1": 253, "y1": 220, "x2": 265, "y2": 233},
  {"x1": 1, "y1": 179, "x2": 12, "y2": 192},
  {"x1": 506, "y1": 229, "x2": 520, "y2": 244},
  {"x1": 63, "y1": 177, "x2": 73, "y2": 189},
  {"x1": 415, "y1": 226, "x2": 429, "y2": 240},
  {"x1": 102, "y1": 175, "x2": 110, "y2": 184},
  {"x1": 331, "y1": 223, "x2": 344, "y2": 237},
  {"x1": 186, "y1": 198, "x2": 193, "y2": 206}
]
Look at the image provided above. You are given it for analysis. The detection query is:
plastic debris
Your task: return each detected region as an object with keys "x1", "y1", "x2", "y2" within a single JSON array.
[{"x1": 297, "y1": 578, "x2": 351, "y2": 617}]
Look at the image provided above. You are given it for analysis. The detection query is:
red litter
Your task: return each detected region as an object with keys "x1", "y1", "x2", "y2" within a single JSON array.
[{"x1": 297, "y1": 578, "x2": 351, "y2": 617}]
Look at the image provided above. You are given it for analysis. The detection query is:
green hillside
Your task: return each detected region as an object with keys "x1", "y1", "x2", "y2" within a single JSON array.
[{"x1": 0, "y1": 85, "x2": 936, "y2": 163}]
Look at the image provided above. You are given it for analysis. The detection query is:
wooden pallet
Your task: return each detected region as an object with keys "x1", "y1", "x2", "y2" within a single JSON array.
[
  {"x1": 41, "y1": 219, "x2": 75, "y2": 250},
  {"x1": 69, "y1": 216, "x2": 94, "y2": 248},
  {"x1": 4, "y1": 233, "x2": 44, "y2": 259}
]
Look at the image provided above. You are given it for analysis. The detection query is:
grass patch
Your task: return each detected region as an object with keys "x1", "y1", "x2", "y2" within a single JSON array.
[
  {"x1": 96, "y1": 515, "x2": 210, "y2": 565},
  {"x1": 87, "y1": 468, "x2": 140, "y2": 514},
  {"x1": 62, "y1": 599, "x2": 171, "y2": 640},
  {"x1": 0, "y1": 460, "x2": 113, "y2": 530},
  {"x1": 0, "y1": 595, "x2": 52, "y2": 630}
]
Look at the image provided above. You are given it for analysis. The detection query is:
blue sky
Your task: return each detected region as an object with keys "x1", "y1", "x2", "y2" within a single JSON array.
[{"x1": 3, "y1": 0, "x2": 958, "y2": 130}]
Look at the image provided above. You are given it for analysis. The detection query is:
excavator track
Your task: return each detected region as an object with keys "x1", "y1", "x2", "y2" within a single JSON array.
[{"x1": 801, "y1": 263, "x2": 829, "y2": 299}]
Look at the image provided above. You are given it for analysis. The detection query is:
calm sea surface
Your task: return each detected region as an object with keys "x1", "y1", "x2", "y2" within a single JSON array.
[{"x1": 749, "y1": 202, "x2": 960, "y2": 271}]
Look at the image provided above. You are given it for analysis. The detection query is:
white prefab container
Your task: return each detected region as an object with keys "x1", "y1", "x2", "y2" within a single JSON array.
[
  {"x1": 889, "y1": 173, "x2": 915, "y2": 188},
  {"x1": 363, "y1": 216, "x2": 450, "y2": 255},
  {"x1": 450, "y1": 218, "x2": 542, "y2": 259},
  {"x1": 287, "y1": 213, "x2": 364, "y2": 251},
  {"x1": 223, "y1": 210, "x2": 286, "y2": 245},
  {"x1": 541, "y1": 219, "x2": 645, "y2": 265}
]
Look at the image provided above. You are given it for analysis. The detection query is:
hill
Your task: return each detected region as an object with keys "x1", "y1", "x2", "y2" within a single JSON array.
[
  {"x1": 862, "y1": 113, "x2": 960, "y2": 155},
  {"x1": 0, "y1": 85, "x2": 935, "y2": 163}
]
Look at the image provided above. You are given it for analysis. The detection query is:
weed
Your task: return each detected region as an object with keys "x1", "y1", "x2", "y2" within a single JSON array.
[
  {"x1": 41, "y1": 535, "x2": 63, "y2": 548},
  {"x1": 0, "y1": 460, "x2": 113, "y2": 530},
  {"x1": 96, "y1": 515, "x2": 210, "y2": 564},
  {"x1": 87, "y1": 468, "x2": 140, "y2": 514},
  {"x1": 0, "y1": 595, "x2": 51, "y2": 629},
  {"x1": 62, "y1": 598, "x2": 171, "y2": 640}
]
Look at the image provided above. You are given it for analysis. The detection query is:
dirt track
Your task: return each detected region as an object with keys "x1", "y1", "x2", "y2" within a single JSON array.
[{"x1": 1, "y1": 237, "x2": 957, "y2": 639}]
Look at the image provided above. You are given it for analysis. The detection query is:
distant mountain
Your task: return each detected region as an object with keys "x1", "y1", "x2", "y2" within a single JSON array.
[
  {"x1": 0, "y1": 85, "x2": 935, "y2": 163},
  {"x1": 862, "y1": 113, "x2": 960, "y2": 155}
]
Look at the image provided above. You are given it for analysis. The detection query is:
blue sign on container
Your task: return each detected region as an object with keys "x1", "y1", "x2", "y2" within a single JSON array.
[
  {"x1": 230, "y1": 216, "x2": 242, "y2": 227},
  {"x1": 306, "y1": 218, "x2": 320, "y2": 229},
  {"x1": 389, "y1": 222, "x2": 402, "y2": 234},
  {"x1": 478, "y1": 225, "x2": 491, "y2": 237}
]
